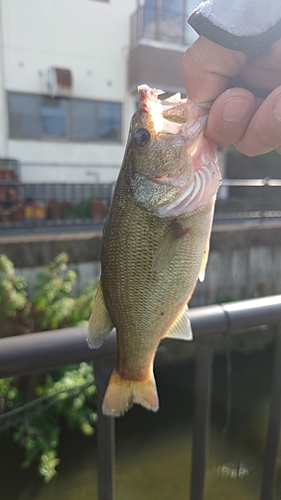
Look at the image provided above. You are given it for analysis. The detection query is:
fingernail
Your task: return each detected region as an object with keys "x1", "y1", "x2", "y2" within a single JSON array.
[
  {"x1": 273, "y1": 94, "x2": 281, "y2": 122},
  {"x1": 222, "y1": 96, "x2": 251, "y2": 123}
]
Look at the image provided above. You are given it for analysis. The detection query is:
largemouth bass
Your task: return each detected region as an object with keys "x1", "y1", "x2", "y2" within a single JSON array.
[{"x1": 87, "y1": 85, "x2": 221, "y2": 417}]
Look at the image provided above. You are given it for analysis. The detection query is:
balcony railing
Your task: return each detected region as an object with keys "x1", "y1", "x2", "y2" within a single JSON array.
[
  {"x1": 130, "y1": 5, "x2": 189, "y2": 47},
  {"x1": 215, "y1": 178, "x2": 281, "y2": 221},
  {"x1": 1, "y1": 179, "x2": 281, "y2": 229},
  {"x1": 0, "y1": 182, "x2": 113, "y2": 228},
  {"x1": 0, "y1": 295, "x2": 281, "y2": 499}
]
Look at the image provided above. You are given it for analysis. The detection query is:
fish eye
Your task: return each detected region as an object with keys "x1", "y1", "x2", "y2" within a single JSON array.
[{"x1": 133, "y1": 128, "x2": 150, "y2": 147}]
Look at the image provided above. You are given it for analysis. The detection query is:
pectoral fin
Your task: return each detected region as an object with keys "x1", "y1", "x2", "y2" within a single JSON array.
[
  {"x1": 151, "y1": 220, "x2": 189, "y2": 272},
  {"x1": 151, "y1": 231, "x2": 182, "y2": 271},
  {"x1": 163, "y1": 305, "x2": 193, "y2": 341},
  {"x1": 87, "y1": 279, "x2": 114, "y2": 349}
]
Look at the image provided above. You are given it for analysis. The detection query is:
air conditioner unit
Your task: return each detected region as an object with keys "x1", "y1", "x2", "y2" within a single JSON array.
[{"x1": 46, "y1": 67, "x2": 72, "y2": 97}]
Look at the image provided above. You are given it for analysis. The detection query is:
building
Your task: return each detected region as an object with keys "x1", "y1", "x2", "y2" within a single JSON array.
[{"x1": 0, "y1": 0, "x2": 198, "y2": 185}]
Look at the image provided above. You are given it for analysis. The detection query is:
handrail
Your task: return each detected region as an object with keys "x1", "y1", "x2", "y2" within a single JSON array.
[
  {"x1": 222, "y1": 178, "x2": 281, "y2": 186},
  {"x1": 0, "y1": 295, "x2": 280, "y2": 378},
  {"x1": 0, "y1": 295, "x2": 281, "y2": 500}
]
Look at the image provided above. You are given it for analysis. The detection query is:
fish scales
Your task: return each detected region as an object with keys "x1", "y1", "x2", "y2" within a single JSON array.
[
  {"x1": 103, "y1": 195, "x2": 210, "y2": 376},
  {"x1": 88, "y1": 84, "x2": 221, "y2": 416}
]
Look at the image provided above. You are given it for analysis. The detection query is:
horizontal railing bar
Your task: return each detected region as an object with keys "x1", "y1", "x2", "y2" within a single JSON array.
[
  {"x1": 221, "y1": 178, "x2": 281, "y2": 187},
  {"x1": 0, "y1": 295, "x2": 280, "y2": 379},
  {"x1": 4, "y1": 178, "x2": 281, "y2": 187},
  {"x1": 0, "y1": 326, "x2": 117, "y2": 378},
  {"x1": 188, "y1": 295, "x2": 281, "y2": 336}
]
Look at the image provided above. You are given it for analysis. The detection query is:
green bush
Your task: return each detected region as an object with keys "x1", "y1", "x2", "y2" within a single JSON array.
[
  {"x1": 0, "y1": 254, "x2": 31, "y2": 337},
  {"x1": 0, "y1": 252, "x2": 97, "y2": 482},
  {"x1": 32, "y1": 252, "x2": 95, "y2": 331}
]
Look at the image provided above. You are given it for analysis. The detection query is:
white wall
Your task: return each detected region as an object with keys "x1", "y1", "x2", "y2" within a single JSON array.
[
  {"x1": 9, "y1": 140, "x2": 124, "y2": 183},
  {"x1": 16, "y1": 243, "x2": 281, "y2": 303},
  {"x1": 0, "y1": 0, "x2": 137, "y2": 183}
]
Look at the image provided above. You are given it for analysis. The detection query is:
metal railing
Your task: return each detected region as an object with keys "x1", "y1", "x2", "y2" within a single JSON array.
[
  {"x1": 1, "y1": 179, "x2": 281, "y2": 229},
  {"x1": 215, "y1": 178, "x2": 281, "y2": 220},
  {"x1": 0, "y1": 183, "x2": 113, "y2": 228},
  {"x1": 0, "y1": 295, "x2": 281, "y2": 499}
]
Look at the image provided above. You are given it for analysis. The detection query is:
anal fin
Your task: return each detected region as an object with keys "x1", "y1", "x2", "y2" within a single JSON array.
[
  {"x1": 164, "y1": 305, "x2": 193, "y2": 341},
  {"x1": 87, "y1": 278, "x2": 114, "y2": 349}
]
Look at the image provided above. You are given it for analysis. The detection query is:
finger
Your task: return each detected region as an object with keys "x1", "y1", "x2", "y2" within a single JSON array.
[
  {"x1": 240, "y1": 39, "x2": 281, "y2": 91},
  {"x1": 233, "y1": 87, "x2": 281, "y2": 156},
  {"x1": 241, "y1": 61, "x2": 281, "y2": 92},
  {"x1": 204, "y1": 88, "x2": 257, "y2": 146},
  {"x1": 182, "y1": 36, "x2": 247, "y2": 103}
]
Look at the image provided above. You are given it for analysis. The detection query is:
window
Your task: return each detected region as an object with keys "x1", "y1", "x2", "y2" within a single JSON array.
[
  {"x1": 71, "y1": 99, "x2": 96, "y2": 141},
  {"x1": 136, "y1": 0, "x2": 197, "y2": 45},
  {"x1": 97, "y1": 102, "x2": 122, "y2": 141},
  {"x1": 40, "y1": 96, "x2": 67, "y2": 138},
  {"x1": 140, "y1": 0, "x2": 186, "y2": 12},
  {"x1": 8, "y1": 93, "x2": 40, "y2": 139},
  {"x1": 7, "y1": 92, "x2": 122, "y2": 143},
  {"x1": 141, "y1": 0, "x2": 188, "y2": 44}
]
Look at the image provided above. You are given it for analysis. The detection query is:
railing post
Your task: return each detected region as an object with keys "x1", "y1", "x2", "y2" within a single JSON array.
[
  {"x1": 94, "y1": 358, "x2": 116, "y2": 500},
  {"x1": 190, "y1": 342, "x2": 213, "y2": 500},
  {"x1": 260, "y1": 325, "x2": 281, "y2": 500}
]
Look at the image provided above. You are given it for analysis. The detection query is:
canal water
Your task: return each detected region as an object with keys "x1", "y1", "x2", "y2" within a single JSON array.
[{"x1": 1, "y1": 341, "x2": 281, "y2": 500}]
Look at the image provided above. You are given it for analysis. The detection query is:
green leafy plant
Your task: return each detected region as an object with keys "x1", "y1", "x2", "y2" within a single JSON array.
[
  {"x1": 0, "y1": 253, "x2": 97, "y2": 481},
  {"x1": 0, "y1": 254, "x2": 31, "y2": 337},
  {"x1": 33, "y1": 252, "x2": 79, "y2": 331},
  {"x1": 11, "y1": 363, "x2": 96, "y2": 482}
]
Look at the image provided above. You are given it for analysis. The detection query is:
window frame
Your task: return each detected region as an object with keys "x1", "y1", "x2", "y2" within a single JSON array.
[
  {"x1": 7, "y1": 91, "x2": 123, "y2": 144},
  {"x1": 38, "y1": 95, "x2": 69, "y2": 141}
]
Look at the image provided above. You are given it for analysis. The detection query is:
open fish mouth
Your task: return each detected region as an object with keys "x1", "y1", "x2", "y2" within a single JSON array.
[
  {"x1": 138, "y1": 84, "x2": 210, "y2": 138},
  {"x1": 136, "y1": 85, "x2": 221, "y2": 217}
]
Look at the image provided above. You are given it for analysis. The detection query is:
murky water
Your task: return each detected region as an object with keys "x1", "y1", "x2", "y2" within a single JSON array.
[
  {"x1": 1, "y1": 345, "x2": 281, "y2": 500},
  {"x1": 11, "y1": 423, "x2": 265, "y2": 500}
]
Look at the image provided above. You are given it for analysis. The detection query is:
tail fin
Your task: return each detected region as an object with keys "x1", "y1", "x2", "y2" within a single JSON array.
[{"x1": 102, "y1": 369, "x2": 159, "y2": 417}]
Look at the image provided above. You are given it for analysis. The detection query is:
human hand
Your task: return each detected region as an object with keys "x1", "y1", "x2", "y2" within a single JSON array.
[{"x1": 182, "y1": 36, "x2": 281, "y2": 156}]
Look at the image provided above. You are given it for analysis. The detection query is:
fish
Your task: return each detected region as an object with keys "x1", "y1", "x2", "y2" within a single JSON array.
[{"x1": 87, "y1": 84, "x2": 221, "y2": 417}]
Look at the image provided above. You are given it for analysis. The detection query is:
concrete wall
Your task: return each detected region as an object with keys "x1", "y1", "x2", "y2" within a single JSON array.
[
  {"x1": 191, "y1": 224, "x2": 281, "y2": 306},
  {"x1": 17, "y1": 261, "x2": 101, "y2": 296},
  {"x1": 1, "y1": 223, "x2": 281, "y2": 304},
  {"x1": 0, "y1": 230, "x2": 102, "y2": 294}
]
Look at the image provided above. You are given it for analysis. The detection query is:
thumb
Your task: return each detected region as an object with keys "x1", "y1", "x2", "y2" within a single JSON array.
[{"x1": 182, "y1": 36, "x2": 247, "y2": 103}]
